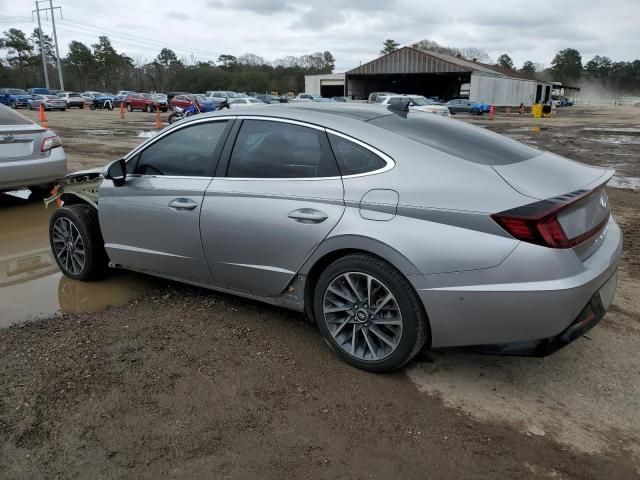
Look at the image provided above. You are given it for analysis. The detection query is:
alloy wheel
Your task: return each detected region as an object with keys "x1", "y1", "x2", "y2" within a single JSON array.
[
  {"x1": 51, "y1": 217, "x2": 86, "y2": 275},
  {"x1": 322, "y1": 272, "x2": 403, "y2": 361}
]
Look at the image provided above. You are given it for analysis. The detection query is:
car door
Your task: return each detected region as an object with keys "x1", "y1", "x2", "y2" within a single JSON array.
[
  {"x1": 200, "y1": 118, "x2": 345, "y2": 296},
  {"x1": 99, "y1": 118, "x2": 233, "y2": 284}
]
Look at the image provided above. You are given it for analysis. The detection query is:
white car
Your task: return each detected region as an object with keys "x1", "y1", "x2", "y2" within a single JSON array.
[
  {"x1": 227, "y1": 98, "x2": 267, "y2": 108},
  {"x1": 378, "y1": 95, "x2": 451, "y2": 117}
]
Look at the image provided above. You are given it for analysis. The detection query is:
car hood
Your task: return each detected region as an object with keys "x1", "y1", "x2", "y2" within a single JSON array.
[{"x1": 492, "y1": 152, "x2": 614, "y2": 199}]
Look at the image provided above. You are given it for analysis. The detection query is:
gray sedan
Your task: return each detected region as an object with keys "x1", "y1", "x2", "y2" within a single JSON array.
[
  {"x1": 47, "y1": 103, "x2": 621, "y2": 372},
  {"x1": 0, "y1": 104, "x2": 66, "y2": 193},
  {"x1": 28, "y1": 94, "x2": 67, "y2": 111}
]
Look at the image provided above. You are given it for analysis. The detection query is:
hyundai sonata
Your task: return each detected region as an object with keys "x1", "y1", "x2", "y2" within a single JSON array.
[{"x1": 46, "y1": 103, "x2": 621, "y2": 372}]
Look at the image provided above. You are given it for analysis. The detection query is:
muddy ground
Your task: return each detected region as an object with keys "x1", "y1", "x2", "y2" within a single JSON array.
[{"x1": 1, "y1": 106, "x2": 639, "y2": 479}]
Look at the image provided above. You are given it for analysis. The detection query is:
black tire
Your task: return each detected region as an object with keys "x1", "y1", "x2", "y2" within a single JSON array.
[
  {"x1": 49, "y1": 205, "x2": 109, "y2": 281},
  {"x1": 10, "y1": 101, "x2": 16, "y2": 109},
  {"x1": 126, "y1": 104, "x2": 133, "y2": 112},
  {"x1": 89, "y1": 103, "x2": 96, "y2": 110},
  {"x1": 145, "y1": 104, "x2": 153, "y2": 113},
  {"x1": 28, "y1": 184, "x2": 55, "y2": 198},
  {"x1": 106, "y1": 102, "x2": 113, "y2": 111},
  {"x1": 313, "y1": 254, "x2": 429, "y2": 372},
  {"x1": 168, "y1": 113, "x2": 178, "y2": 124}
]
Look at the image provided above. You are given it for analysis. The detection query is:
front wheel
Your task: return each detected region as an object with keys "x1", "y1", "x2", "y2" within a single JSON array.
[
  {"x1": 89, "y1": 103, "x2": 96, "y2": 110},
  {"x1": 49, "y1": 205, "x2": 109, "y2": 281},
  {"x1": 145, "y1": 104, "x2": 153, "y2": 113},
  {"x1": 313, "y1": 254, "x2": 429, "y2": 372},
  {"x1": 126, "y1": 104, "x2": 133, "y2": 112},
  {"x1": 167, "y1": 113, "x2": 179, "y2": 124},
  {"x1": 9, "y1": 101, "x2": 16, "y2": 109}
]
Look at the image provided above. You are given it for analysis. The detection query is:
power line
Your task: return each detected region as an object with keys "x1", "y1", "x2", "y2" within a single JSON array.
[{"x1": 56, "y1": 17, "x2": 224, "y2": 60}]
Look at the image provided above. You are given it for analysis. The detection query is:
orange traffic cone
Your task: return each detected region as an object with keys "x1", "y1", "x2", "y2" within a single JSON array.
[
  {"x1": 488, "y1": 104, "x2": 495, "y2": 120},
  {"x1": 39, "y1": 103, "x2": 48, "y2": 128},
  {"x1": 155, "y1": 104, "x2": 162, "y2": 129},
  {"x1": 120, "y1": 101, "x2": 125, "y2": 119}
]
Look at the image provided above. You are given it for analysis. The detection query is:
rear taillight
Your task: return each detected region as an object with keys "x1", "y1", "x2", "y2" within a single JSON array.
[
  {"x1": 41, "y1": 135, "x2": 62, "y2": 152},
  {"x1": 491, "y1": 189, "x2": 610, "y2": 249}
]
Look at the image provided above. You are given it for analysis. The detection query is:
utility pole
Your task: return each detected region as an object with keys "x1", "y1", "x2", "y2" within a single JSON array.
[
  {"x1": 33, "y1": 2, "x2": 50, "y2": 89},
  {"x1": 34, "y1": 0, "x2": 64, "y2": 90},
  {"x1": 48, "y1": 0, "x2": 64, "y2": 90}
]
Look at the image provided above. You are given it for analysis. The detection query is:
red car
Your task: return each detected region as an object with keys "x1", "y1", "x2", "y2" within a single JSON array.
[
  {"x1": 124, "y1": 93, "x2": 168, "y2": 112},
  {"x1": 170, "y1": 94, "x2": 206, "y2": 111}
]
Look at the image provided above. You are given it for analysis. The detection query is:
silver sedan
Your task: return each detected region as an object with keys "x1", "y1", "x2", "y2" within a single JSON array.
[
  {"x1": 0, "y1": 104, "x2": 66, "y2": 194},
  {"x1": 47, "y1": 104, "x2": 621, "y2": 372}
]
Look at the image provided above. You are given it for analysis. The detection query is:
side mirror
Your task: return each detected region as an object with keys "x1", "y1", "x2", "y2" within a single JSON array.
[{"x1": 104, "y1": 158, "x2": 127, "y2": 187}]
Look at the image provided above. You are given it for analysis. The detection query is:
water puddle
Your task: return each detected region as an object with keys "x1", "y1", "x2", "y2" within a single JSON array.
[
  {"x1": 581, "y1": 127, "x2": 640, "y2": 136},
  {"x1": 83, "y1": 129, "x2": 156, "y2": 139},
  {"x1": 609, "y1": 176, "x2": 640, "y2": 190},
  {"x1": 0, "y1": 192, "x2": 157, "y2": 327}
]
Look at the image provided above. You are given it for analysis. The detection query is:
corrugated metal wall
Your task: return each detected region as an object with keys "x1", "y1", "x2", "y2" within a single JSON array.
[
  {"x1": 470, "y1": 74, "x2": 537, "y2": 106},
  {"x1": 347, "y1": 48, "x2": 468, "y2": 75}
]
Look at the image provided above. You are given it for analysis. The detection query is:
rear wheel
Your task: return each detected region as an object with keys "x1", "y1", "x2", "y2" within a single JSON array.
[
  {"x1": 168, "y1": 113, "x2": 178, "y2": 124},
  {"x1": 145, "y1": 104, "x2": 153, "y2": 113},
  {"x1": 126, "y1": 104, "x2": 133, "y2": 112},
  {"x1": 313, "y1": 254, "x2": 429, "y2": 372},
  {"x1": 89, "y1": 103, "x2": 96, "y2": 110},
  {"x1": 49, "y1": 205, "x2": 109, "y2": 281}
]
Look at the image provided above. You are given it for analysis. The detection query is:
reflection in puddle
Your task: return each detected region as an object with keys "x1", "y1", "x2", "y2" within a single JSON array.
[{"x1": 0, "y1": 192, "x2": 157, "y2": 327}]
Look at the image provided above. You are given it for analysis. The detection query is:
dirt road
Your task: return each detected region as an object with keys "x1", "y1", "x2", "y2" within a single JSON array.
[{"x1": 1, "y1": 106, "x2": 639, "y2": 479}]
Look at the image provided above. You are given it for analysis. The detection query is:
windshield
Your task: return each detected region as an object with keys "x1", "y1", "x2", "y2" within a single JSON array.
[
  {"x1": 143, "y1": 94, "x2": 154, "y2": 99},
  {"x1": 7, "y1": 89, "x2": 28, "y2": 95},
  {"x1": 0, "y1": 104, "x2": 33, "y2": 125}
]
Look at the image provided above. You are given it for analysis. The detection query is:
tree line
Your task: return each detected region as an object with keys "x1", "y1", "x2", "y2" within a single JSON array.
[
  {"x1": 0, "y1": 28, "x2": 336, "y2": 94},
  {"x1": 382, "y1": 39, "x2": 640, "y2": 95}
]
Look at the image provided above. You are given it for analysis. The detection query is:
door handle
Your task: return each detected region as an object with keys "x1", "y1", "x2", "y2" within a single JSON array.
[
  {"x1": 168, "y1": 198, "x2": 198, "y2": 211},
  {"x1": 287, "y1": 208, "x2": 328, "y2": 224}
]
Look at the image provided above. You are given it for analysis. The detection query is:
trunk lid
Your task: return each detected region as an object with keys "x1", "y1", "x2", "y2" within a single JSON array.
[
  {"x1": 0, "y1": 125, "x2": 45, "y2": 161},
  {"x1": 492, "y1": 152, "x2": 614, "y2": 260},
  {"x1": 492, "y1": 152, "x2": 613, "y2": 200}
]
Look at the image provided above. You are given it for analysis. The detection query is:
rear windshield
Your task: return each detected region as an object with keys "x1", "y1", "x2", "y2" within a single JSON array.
[
  {"x1": 368, "y1": 113, "x2": 540, "y2": 165},
  {"x1": 0, "y1": 104, "x2": 33, "y2": 125}
]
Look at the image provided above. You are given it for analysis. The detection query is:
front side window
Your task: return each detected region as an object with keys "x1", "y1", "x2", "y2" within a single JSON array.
[
  {"x1": 132, "y1": 121, "x2": 228, "y2": 177},
  {"x1": 328, "y1": 134, "x2": 387, "y2": 176},
  {"x1": 227, "y1": 120, "x2": 337, "y2": 178}
]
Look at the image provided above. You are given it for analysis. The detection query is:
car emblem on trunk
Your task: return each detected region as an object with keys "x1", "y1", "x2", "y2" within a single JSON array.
[
  {"x1": 0, "y1": 135, "x2": 14, "y2": 143},
  {"x1": 600, "y1": 195, "x2": 607, "y2": 209}
]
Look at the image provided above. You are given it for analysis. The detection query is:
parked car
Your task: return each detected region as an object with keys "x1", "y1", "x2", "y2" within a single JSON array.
[
  {"x1": 0, "y1": 88, "x2": 32, "y2": 109},
  {"x1": 378, "y1": 95, "x2": 451, "y2": 117},
  {"x1": 56, "y1": 92, "x2": 85, "y2": 109},
  {"x1": 0, "y1": 103, "x2": 66, "y2": 194},
  {"x1": 367, "y1": 92, "x2": 395, "y2": 103},
  {"x1": 27, "y1": 87, "x2": 50, "y2": 95},
  {"x1": 206, "y1": 91, "x2": 237, "y2": 100},
  {"x1": 81, "y1": 91, "x2": 113, "y2": 103},
  {"x1": 227, "y1": 98, "x2": 267, "y2": 108},
  {"x1": 167, "y1": 91, "x2": 191, "y2": 102},
  {"x1": 124, "y1": 93, "x2": 168, "y2": 112},
  {"x1": 255, "y1": 94, "x2": 280, "y2": 104},
  {"x1": 294, "y1": 93, "x2": 317, "y2": 102},
  {"x1": 113, "y1": 90, "x2": 136, "y2": 107},
  {"x1": 332, "y1": 96, "x2": 347, "y2": 102},
  {"x1": 28, "y1": 95, "x2": 67, "y2": 111},
  {"x1": 170, "y1": 94, "x2": 217, "y2": 112},
  {"x1": 445, "y1": 98, "x2": 486, "y2": 115},
  {"x1": 46, "y1": 103, "x2": 621, "y2": 372}
]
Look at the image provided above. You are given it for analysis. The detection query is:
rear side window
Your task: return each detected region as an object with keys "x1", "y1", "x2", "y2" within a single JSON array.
[
  {"x1": 227, "y1": 119, "x2": 338, "y2": 178},
  {"x1": 328, "y1": 134, "x2": 387, "y2": 175},
  {"x1": 368, "y1": 113, "x2": 540, "y2": 165},
  {"x1": 0, "y1": 104, "x2": 32, "y2": 125},
  {"x1": 133, "y1": 121, "x2": 228, "y2": 176}
]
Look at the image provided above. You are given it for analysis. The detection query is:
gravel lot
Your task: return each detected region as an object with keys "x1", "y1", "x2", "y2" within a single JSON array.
[{"x1": 1, "y1": 106, "x2": 639, "y2": 479}]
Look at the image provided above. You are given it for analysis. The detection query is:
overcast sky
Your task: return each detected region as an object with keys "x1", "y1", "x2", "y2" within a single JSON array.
[{"x1": 3, "y1": 0, "x2": 640, "y2": 71}]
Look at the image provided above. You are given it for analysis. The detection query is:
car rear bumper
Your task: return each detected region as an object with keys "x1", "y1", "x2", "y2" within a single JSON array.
[
  {"x1": 411, "y1": 217, "x2": 622, "y2": 349},
  {"x1": 0, "y1": 147, "x2": 67, "y2": 190}
]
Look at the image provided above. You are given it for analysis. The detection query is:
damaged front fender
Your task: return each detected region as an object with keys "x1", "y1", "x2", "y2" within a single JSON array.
[{"x1": 44, "y1": 169, "x2": 104, "y2": 209}]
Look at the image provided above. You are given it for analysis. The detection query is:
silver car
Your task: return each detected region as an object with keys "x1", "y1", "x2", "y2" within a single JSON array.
[
  {"x1": 28, "y1": 94, "x2": 67, "y2": 111},
  {"x1": 47, "y1": 104, "x2": 622, "y2": 372},
  {"x1": 0, "y1": 104, "x2": 66, "y2": 193}
]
